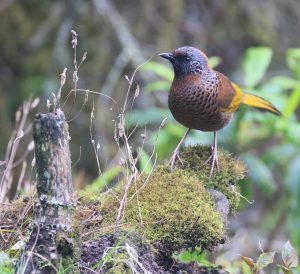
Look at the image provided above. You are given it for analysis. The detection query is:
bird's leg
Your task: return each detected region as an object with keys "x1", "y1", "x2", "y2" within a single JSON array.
[
  {"x1": 202, "y1": 131, "x2": 220, "y2": 177},
  {"x1": 209, "y1": 131, "x2": 220, "y2": 177},
  {"x1": 169, "y1": 128, "x2": 191, "y2": 170}
]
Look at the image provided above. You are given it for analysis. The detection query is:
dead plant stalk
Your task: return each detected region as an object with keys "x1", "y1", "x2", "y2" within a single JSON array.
[{"x1": 115, "y1": 62, "x2": 147, "y2": 223}]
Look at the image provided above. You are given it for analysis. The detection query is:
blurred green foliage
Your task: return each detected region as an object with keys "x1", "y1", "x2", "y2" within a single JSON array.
[
  {"x1": 85, "y1": 166, "x2": 124, "y2": 192},
  {"x1": 174, "y1": 249, "x2": 213, "y2": 267},
  {"x1": 243, "y1": 47, "x2": 273, "y2": 87},
  {"x1": 127, "y1": 47, "x2": 300, "y2": 254},
  {"x1": 240, "y1": 240, "x2": 299, "y2": 273},
  {"x1": 0, "y1": 252, "x2": 14, "y2": 274}
]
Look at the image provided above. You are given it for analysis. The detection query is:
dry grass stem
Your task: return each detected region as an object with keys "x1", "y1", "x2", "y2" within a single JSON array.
[{"x1": 0, "y1": 98, "x2": 35, "y2": 202}]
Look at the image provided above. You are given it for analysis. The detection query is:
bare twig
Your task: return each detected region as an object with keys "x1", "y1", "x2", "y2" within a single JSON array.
[
  {"x1": 67, "y1": 89, "x2": 89, "y2": 122},
  {"x1": 13, "y1": 161, "x2": 27, "y2": 200},
  {"x1": 90, "y1": 103, "x2": 102, "y2": 177},
  {"x1": 129, "y1": 118, "x2": 167, "y2": 203},
  {"x1": 0, "y1": 98, "x2": 33, "y2": 202},
  {"x1": 4, "y1": 195, "x2": 34, "y2": 244},
  {"x1": 57, "y1": 67, "x2": 67, "y2": 104},
  {"x1": 72, "y1": 146, "x2": 82, "y2": 168},
  {"x1": 115, "y1": 60, "x2": 152, "y2": 223},
  {"x1": 65, "y1": 29, "x2": 117, "y2": 122},
  {"x1": 24, "y1": 251, "x2": 58, "y2": 274},
  {"x1": 77, "y1": 263, "x2": 99, "y2": 274},
  {"x1": 20, "y1": 219, "x2": 40, "y2": 274},
  {"x1": 71, "y1": 29, "x2": 78, "y2": 102},
  {"x1": 11, "y1": 140, "x2": 34, "y2": 169}
]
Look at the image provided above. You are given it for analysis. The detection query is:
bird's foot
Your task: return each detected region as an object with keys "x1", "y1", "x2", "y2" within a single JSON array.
[
  {"x1": 169, "y1": 148, "x2": 183, "y2": 170},
  {"x1": 209, "y1": 145, "x2": 220, "y2": 178},
  {"x1": 202, "y1": 145, "x2": 220, "y2": 178}
]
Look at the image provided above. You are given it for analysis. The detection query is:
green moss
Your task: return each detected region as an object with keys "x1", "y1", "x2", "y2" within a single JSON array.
[
  {"x1": 101, "y1": 165, "x2": 225, "y2": 254},
  {"x1": 86, "y1": 144, "x2": 245, "y2": 260},
  {"x1": 178, "y1": 145, "x2": 246, "y2": 212},
  {"x1": 105, "y1": 252, "x2": 131, "y2": 274},
  {"x1": 77, "y1": 191, "x2": 102, "y2": 209},
  {"x1": 59, "y1": 257, "x2": 79, "y2": 274}
]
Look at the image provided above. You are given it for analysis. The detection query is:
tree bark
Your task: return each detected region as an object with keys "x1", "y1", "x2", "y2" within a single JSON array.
[{"x1": 19, "y1": 108, "x2": 76, "y2": 274}]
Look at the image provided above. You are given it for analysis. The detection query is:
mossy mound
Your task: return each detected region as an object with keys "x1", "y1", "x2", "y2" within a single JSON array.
[
  {"x1": 82, "y1": 144, "x2": 245, "y2": 271},
  {"x1": 178, "y1": 145, "x2": 245, "y2": 212},
  {"x1": 101, "y1": 165, "x2": 225, "y2": 255}
]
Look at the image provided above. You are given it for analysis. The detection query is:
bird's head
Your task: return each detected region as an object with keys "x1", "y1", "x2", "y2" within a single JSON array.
[{"x1": 159, "y1": 46, "x2": 209, "y2": 76}]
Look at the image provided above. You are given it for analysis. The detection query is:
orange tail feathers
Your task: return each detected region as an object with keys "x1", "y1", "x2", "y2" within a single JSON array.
[{"x1": 242, "y1": 93, "x2": 281, "y2": 116}]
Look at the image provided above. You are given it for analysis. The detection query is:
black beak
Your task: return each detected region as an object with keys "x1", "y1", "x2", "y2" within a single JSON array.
[{"x1": 159, "y1": 52, "x2": 174, "y2": 61}]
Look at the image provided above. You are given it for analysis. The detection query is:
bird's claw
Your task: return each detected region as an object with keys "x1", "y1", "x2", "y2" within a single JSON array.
[
  {"x1": 209, "y1": 145, "x2": 219, "y2": 178},
  {"x1": 202, "y1": 145, "x2": 219, "y2": 178}
]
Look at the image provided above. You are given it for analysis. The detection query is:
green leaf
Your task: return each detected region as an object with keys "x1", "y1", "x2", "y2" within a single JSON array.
[
  {"x1": 243, "y1": 47, "x2": 273, "y2": 87},
  {"x1": 263, "y1": 76, "x2": 300, "y2": 93},
  {"x1": 125, "y1": 107, "x2": 171, "y2": 128},
  {"x1": 144, "y1": 80, "x2": 171, "y2": 92},
  {"x1": 254, "y1": 251, "x2": 275, "y2": 270},
  {"x1": 286, "y1": 48, "x2": 300, "y2": 78},
  {"x1": 264, "y1": 144, "x2": 297, "y2": 167},
  {"x1": 208, "y1": 56, "x2": 221, "y2": 68},
  {"x1": 142, "y1": 61, "x2": 173, "y2": 81},
  {"x1": 0, "y1": 252, "x2": 14, "y2": 274},
  {"x1": 286, "y1": 155, "x2": 300, "y2": 208},
  {"x1": 283, "y1": 86, "x2": 300, "y2": 119},
  {"x1": 165, "y1": 122, "x2": 187, "y2": 138},
  {"x1": 87, "y1": 166, "x2": 123, "y2": 191},
  {"x1": 0, "y1": 252, "x2": 10, "y2": 265},
  {"x1": 241, "y1": 153, "x2": 276, "y2": 194},
  {"x1": 174, "y1": 249, "x2": 211, "y2": 265},
  {"x1": 286, "y1": 157, "x2": 300, "y2": 253},
  {"x1": 19, "y1": 76, "x2": 44, "y2": 97},
  {"x1": 154, "y1": 123, "x2": 186, "y2": 159},
  {"x1": 240, "y1": 255, "x2": 255, "y2": 268},
  {"x1": 281, "y1": 241, "x2": 299, "y2": 268},
  {"x1": 137, "y1": 149, "x2": 153, "y2": 174}
]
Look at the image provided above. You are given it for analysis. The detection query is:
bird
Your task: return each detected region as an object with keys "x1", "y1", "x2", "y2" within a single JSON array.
[{"x1": 159, "y1": 46, "x2": 281, "y2": 177}]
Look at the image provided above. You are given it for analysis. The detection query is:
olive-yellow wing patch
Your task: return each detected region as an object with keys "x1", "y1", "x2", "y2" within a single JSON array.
[{"x1": 216, "y1": 71, "x2": 243, "y2": 113}]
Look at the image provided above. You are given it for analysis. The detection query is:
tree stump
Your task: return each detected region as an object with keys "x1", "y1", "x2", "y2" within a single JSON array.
[{"x1": 19, "y1": 108, "x2": 76, "y2": 273}]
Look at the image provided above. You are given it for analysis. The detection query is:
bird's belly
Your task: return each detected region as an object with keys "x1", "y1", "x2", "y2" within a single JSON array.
[{"x1": 168, "y1": 94, "x2": 232, "y2": 132}]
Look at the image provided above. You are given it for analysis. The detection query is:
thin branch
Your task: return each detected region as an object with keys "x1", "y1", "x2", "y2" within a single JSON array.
[{"x1": 72, "y1": 146, "x2": 82, "y2": 168}]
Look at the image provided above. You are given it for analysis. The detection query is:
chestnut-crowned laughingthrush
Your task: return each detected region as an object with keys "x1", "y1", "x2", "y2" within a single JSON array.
[{"x1": 159, "y1": 46, "x2": 281, "y2": 177}]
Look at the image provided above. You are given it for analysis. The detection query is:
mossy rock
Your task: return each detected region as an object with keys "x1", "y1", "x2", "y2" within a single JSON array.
[
  {"x1": 101, "y1": 165, "x2": 225, "y2": 255},
  {"x1": 93, "y1": 144, "x2": 245, "y2": 267},
  {"x1": 178, "y1": 145, "x2": 246, "y2": 212}
]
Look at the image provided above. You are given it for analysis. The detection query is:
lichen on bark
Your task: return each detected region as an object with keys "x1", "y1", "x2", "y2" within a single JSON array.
[{"x1": 19, "y1": 108, "x2": 77, "y2": 273}]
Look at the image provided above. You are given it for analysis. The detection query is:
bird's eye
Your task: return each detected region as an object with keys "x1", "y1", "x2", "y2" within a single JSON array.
[{"x1": 185, "y1": 56, "x2": 191, "y2": 62}]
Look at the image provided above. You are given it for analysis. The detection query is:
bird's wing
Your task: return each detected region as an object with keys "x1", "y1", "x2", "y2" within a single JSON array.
[
  {"x1": 216, "y1": 72, "x2": 243, "y2": 113},
  {"x1": 216, "y1": 71, "x2": 281, "y2": 115}
]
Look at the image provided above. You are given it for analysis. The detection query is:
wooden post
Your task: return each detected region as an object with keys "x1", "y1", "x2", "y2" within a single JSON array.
[{"x1": 20, "y1": 108, "x2": 76, "y2": 273}]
